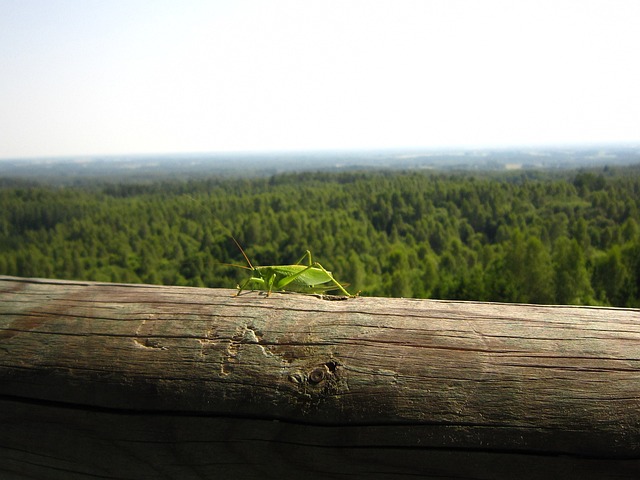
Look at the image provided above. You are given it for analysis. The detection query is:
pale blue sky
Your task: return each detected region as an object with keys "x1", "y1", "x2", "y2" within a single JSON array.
[{"x1": 1, "y1": 0, "x2": 639, "y2": 158}]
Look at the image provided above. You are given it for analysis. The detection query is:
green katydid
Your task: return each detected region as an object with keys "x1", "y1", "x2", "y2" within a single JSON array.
[{"x1": 227, "y1": 237, "x2": 354, "y2": 297}]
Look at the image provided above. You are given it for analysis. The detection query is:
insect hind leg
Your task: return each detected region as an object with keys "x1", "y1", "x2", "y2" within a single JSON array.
[
  {"x1": 293, "y1": 250, "x2": 313, "y2": 266},
  {"x1": 312, "y1": 262, "x2": 353, "y2": 297}
]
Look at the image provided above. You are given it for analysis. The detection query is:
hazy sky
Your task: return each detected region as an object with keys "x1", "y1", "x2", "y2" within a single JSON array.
[{"x1": 1, "y1": 0, "x2": 639, "y2": 158}]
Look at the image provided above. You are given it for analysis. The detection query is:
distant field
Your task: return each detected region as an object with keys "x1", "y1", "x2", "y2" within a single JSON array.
[{"x1": 1, "y1": 145, "x2": 639, "y2": 184}]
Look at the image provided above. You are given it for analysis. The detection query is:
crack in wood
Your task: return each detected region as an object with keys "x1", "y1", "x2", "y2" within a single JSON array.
[{"x1": 133, "y1": 338, "x2": 168, "y2": 350}]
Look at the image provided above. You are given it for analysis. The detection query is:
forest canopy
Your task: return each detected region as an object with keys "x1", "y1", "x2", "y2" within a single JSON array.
[{"x1": 1, "y1": 166, "x2": 639, "y2": 306}]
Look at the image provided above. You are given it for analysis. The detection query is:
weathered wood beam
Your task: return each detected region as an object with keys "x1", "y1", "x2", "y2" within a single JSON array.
[{"x1": 1, "y1": 276, "x2": 639, "y2": 479}]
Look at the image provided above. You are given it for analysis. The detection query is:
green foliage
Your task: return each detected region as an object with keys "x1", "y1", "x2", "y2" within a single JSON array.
[{"x1": 2, "y1": 166, "x2": 640, "y2": 306}]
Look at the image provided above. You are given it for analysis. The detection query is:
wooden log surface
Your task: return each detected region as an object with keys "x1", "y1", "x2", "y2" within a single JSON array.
[{"x1": 1, "y1": 275, "x2": 639, "y2": 479}]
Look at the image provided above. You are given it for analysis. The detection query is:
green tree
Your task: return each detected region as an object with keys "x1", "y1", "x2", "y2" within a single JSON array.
[
  {"x1": 591, "y1": 246, "x2": 630, "y2": 306},
  {"x1": 553, "y1": 237, "x2": 594, "y2": 305},
  {"x1": 522, "y1": 236, "x2": 555, "y2": 304}
]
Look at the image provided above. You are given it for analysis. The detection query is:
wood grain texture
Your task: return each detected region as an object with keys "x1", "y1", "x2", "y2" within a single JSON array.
[{"x1": 1, "y1": 275, "x2": 639, "y2": 479}]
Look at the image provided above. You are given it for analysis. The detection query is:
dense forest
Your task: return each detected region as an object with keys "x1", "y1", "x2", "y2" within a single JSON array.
[{"x1": 1, "y1": 166, "x2": 639, "y2": 306}]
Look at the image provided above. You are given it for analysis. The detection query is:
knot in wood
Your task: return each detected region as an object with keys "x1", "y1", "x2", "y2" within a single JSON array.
[{"x1": 308, "y1": 367, "x2": 326, "y2": 384}]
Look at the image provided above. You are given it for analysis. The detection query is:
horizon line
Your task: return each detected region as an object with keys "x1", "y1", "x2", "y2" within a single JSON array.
[{"x1": 2, "y1": 141, "x2": 640, "y2": 162}]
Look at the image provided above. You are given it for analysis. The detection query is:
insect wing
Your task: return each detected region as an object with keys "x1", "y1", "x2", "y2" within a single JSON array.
[{"x1": 273, "y1": 265, "x2": 332, "y2": 286}]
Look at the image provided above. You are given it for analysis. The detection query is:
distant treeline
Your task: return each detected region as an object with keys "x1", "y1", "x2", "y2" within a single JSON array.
[{"x1": 1, "y1": 166, "x2": 639, "y2": 306}]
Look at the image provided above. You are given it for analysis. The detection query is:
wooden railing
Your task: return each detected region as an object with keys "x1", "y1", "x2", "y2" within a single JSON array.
[{"x1": 1, "y1": 276, "x2": 639, "y2": 479}]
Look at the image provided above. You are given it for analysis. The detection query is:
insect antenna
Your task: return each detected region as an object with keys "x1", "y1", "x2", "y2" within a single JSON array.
[
  {"x1": 220, "y1": 262, "x2": 252, "y2": 271},
  {"x1": 231, "y1": 236, "x2": 255, "y2": 270}
]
